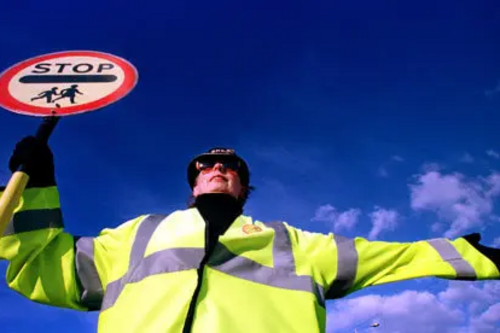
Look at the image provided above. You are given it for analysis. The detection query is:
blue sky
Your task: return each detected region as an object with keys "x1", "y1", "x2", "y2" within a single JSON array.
[{"x1": 1, "y1": 0, "x2": 500, "y2": 331}]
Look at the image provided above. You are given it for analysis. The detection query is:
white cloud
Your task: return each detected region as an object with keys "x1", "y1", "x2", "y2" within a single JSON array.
[
  {"x1": 327, "y1": 290, "x2": 464, "y2": 333},
  {"x1": 409, "y1": 170, "x2": 500, "y2": 238},
  {"x1": 487, "y1": 150, "x2": 500, "y2": 159},
  {"x1": 312, "y1": 204, "x2": 361, "y2": 232},
  {"x1": 486, "y1": 173, "x2": 500, "y2": 197},
  {"x1": 439, "y1": 281, "x2": 500, "y2": 314},
  {"x1": 312, "y1": 205, "x2": 399, "y2": 239},
  {"x1": 470, "y1": 303, "x2": 500, "y2": 332},
  {"x1": 368, "y1": 207, "x2": 399, "y2": 240},
  {"x1": 439, "y1": 281, "x2": 500, "y2": 332},
  {"x1": 327, "y1": 281, "x2": 500, "y2": 333},
  {"x1": 312, "y1": 204, "x2": 336, "y2": 222},
  {"x1": 336, "y1": 209, "x2": 362, "y2": 232},
  {"x1": 392, "y1": 155, "x2": 404, "y2": 162}
]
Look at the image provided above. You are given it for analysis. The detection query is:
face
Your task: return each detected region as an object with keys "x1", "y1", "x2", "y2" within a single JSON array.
[{"x1": 192, "y1": 160, "x2": 243, "y2": 199}]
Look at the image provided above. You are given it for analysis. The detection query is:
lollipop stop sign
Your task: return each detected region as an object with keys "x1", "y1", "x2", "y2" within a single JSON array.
[
  {"x1": 0, "y1": 50, "x2": 138, "y2": 238},
  {"x1": 0, "y1": 50, "x2": 138, "y2": 116}
]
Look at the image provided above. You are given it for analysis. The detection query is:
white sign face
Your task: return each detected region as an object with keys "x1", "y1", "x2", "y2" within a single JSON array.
[{"x1": 0, "y1": 51, "x2": 138, "y2": 116}]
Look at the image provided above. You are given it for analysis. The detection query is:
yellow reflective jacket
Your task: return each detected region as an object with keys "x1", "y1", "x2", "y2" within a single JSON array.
[{"x1": 1, "y1": 186, "x2": 499, "y2": 333}]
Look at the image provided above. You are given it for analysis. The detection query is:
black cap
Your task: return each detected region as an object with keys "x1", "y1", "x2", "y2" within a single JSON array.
[{"x1": 187, "y1": 147, "x2": 250, "y2": 188}]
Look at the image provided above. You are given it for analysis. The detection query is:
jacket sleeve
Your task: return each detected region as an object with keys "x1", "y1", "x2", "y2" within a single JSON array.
[
  {"x1": 287, "y1": 225, "x2": 500, "y2": 300},
  {"x1": 0, "y1": 185, "x2": 145, "y2": 311}
]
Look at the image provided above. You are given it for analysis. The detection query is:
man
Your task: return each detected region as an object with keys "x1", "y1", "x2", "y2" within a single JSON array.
[{"x1": 1, "y1": 136, "x2": 500, "y2": 333}]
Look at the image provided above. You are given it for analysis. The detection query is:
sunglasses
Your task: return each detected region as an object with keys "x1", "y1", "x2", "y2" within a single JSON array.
[{"x1": 195, "y1": 160, "x2": 240, "y2": 173}]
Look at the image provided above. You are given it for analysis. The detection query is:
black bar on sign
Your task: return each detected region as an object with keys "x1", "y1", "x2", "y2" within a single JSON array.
[{"x1": 19, "y1": 75, "x2": 118, "y2": 84}]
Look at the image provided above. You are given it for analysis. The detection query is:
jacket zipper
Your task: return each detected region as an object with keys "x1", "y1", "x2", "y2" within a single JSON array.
[
  {"x1": 182, "y1": 222, "x2": 215, "y2": 333},
  {"x1": 182, "y1": 257, "x2": 209, "y2": 333}
]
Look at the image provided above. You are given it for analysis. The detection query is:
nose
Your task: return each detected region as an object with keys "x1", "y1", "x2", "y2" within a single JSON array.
[{"x1": 213, "y1": 162, "x2": 226, "y2": 172}]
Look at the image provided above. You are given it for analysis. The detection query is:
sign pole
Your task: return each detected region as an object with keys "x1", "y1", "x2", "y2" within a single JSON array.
[{"x1": 0, "y1": 113, "x2": 60, "y2": 237}]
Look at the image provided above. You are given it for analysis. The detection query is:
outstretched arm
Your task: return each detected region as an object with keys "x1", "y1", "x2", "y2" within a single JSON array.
[
  {"x1": 333, "y1": 233, "x2": 498, "y2": 298},
  {"x1": 287, "y1": 226, "x2": 499, "y2": 300}
]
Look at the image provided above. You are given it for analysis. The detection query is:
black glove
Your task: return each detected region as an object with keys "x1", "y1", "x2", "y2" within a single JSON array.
[
  {"x1": 463, "y1": 233, "x2": 500, "y2": 273},
  {"x1": 8, "y1": 136, "x2": 56, "y2": 188}
]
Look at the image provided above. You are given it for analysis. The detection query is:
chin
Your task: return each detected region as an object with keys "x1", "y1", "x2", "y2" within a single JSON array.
[{"x1": 209, "y1": 190, "x2": 230, "y2": 194}]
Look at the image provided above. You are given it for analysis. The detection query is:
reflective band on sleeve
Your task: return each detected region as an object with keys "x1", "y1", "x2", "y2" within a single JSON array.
[
  {"x1": 2, "y1": 208, "x2": 63, "y2": 236},
  {"x1": 75, "y1": 236, "x2": 104, "y2": 311},
  {"x1": 326, "y1": 235, "x2": 358, "y2": 299},
  {"x1": 427, "y1": 238, "x2": 477, "y2": 280}
]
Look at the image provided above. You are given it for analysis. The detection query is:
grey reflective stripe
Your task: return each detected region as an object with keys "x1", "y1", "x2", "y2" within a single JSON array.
[
  {"x1": 129, "y1": 214, "x2": 165, "y2": 270},
  {"x1": 101, "y1": 219, "x2": 327, "y2": 311},
  {"x1": 102, "y1": 214, "x2": 177, "y2": 311},
  {"x1": 427, "y1": 238, "x2": 477, "y2": 279},
  {"x1": 266, "y1": 222, "x2": 325, "y2": 306},
  {"x1": 265, "y1": 222, "x2": 296, "y2": 273},
  {"x1": 102, "y1": 247, "x2": 204, "y2": 310},
  {"x1": 3, "y1": 208, "x2": 63, "y2": 236},
  {"x1": 209, "y1": 222, "x2": 325, "y2": 307},
  {"x1": 75, "y1": 237, "x2": 103, "y2": 310},
  {"x1": 102, "y1": 279, "x2": 122, "y2": 310},
  {"x1": 326, "y1": 235, "x2": 358, "y2": 299},
  {"x1": 128, "y1": 248, "x2": 204, "y2": 283},
  {"x1": 209, "y1": 242, "x2": 326, "y2": 307}
]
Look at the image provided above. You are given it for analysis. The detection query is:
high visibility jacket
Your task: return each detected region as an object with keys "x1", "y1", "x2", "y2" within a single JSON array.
[{"x1": 1, "y1": 185, "x2": 499, "y2": 333}]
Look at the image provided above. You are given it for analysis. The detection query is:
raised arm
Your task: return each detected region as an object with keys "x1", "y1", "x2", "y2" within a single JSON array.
[
  {"x1": 0, "y1": 136, "x2": 143, "y2": 310},
  {"x1": 0, "y1": 185, "x2": 143, "y2": 310}
]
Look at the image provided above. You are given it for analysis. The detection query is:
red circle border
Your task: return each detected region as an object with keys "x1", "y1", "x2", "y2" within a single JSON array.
[{"x1": 0, "y1": 50, "x2": 138, "y2": 117}]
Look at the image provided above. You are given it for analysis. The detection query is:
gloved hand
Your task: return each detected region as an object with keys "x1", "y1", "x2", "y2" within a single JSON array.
[
  {"x1": 8, "y1": 136, "x2": 56, "y2": 188},
  {"x1": 463, "y1": 233, "x2": 500, "y2": 272}
]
